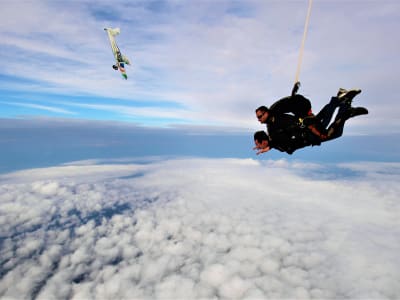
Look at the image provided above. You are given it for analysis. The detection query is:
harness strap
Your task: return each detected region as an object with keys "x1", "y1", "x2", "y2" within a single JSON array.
[{"x1": 297, "y1": 113, "x2": 316, "y2": 128}]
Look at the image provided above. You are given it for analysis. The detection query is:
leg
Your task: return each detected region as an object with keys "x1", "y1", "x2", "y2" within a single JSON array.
[
  {"x1": 302, "y1": 96, "x2": 340, "y2": 140},
  {"x1": 315, "y1": 97, "x2": 339, "y2": 129},
  {"x1": 315, "y1": 88, "x2": 362, "y2": 129},
  {"x1": 325, "y1": 104, "x2": 349, "y2": 141}
]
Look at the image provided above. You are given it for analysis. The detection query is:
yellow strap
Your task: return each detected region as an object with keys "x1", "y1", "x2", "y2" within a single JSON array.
[
  {"x1": 298, "y1": 118, "x2": 305, "y2": 128},
  {"x1": 294, "y1": 0, "x2": 313, "y2": 84}
]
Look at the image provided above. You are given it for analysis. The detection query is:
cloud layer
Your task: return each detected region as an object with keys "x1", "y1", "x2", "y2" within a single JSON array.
[{"x1": 1, "y1": 158, "x2": 400, "y2": 299}]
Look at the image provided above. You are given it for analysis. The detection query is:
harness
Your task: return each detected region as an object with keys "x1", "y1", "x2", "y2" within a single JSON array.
[{"x1": 297, "y1": 115, "x2": 316, "y2": 128}]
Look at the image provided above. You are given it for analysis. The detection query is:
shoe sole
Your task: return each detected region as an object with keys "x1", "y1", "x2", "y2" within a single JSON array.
[{"x1": 338, "y1": 89, "x2": 362, "y2": 101}]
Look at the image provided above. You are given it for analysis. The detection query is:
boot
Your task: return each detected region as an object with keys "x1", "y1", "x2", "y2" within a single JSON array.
[
  {"x1": 346, "y1": 107, "x2": 368, "y2": 119},
  {"x1": 337, "y1": 88, "x2": 362, "y2": 106}
]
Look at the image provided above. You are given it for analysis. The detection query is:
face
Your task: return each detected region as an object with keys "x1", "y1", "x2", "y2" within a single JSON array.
[
  {"x1": 256, "y1": 110, "x2": 268, "y2": 124},
  {"x1": 254, "y1": 139, "x2": 269, "y2": 149}
]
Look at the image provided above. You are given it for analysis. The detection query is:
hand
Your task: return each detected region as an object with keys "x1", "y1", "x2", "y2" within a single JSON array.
[
  {"x1": 256, "y1": 146, "x2": 271, "y2": 155},
  {"x1": 308, "y1": 125, "x2": 327, "y2": 140}
]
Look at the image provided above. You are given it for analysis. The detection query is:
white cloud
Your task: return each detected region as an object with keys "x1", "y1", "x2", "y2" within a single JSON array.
[{"x1": 0, "y1": 158, "x2": 399, "y2": 299}]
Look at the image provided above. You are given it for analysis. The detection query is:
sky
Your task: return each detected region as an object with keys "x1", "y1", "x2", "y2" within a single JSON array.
[
  {"x1": 1, "y1": 2, "x2": 400, "y2": 299},
  {"x1": 0, "y1": 0, "x2": 399, "y2": 131}
]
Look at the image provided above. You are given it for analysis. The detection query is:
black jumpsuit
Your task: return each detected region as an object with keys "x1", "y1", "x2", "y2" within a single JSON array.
[{"x1": 266, "y1": 94, "x2": 349, "y2": 154}]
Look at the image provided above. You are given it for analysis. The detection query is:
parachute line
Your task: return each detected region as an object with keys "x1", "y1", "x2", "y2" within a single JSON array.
[{"x1": 294, "y1": 0, "x2": 313, "y2": 84}]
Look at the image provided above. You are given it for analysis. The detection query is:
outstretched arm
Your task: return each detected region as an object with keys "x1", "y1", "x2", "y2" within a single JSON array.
[
  {"x1": 253, "y1": 144, "x2": 271, "y2": 155},
  {"x1": 256, "y1": 146, "x2": 271, "y2": 155}
]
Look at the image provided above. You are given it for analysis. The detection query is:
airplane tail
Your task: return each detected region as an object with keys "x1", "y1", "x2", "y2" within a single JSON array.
[{"x1": 104, "y1": 27, "x2": 120, "y2": 36}]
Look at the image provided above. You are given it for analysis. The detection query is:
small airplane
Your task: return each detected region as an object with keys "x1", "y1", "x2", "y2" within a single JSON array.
[{"x1": 104, "y1": 27, "x2": 131, "y2": 79}]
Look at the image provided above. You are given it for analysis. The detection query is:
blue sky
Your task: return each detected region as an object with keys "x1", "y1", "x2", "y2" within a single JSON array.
[{"x1": 0, "y1": 0, "x2": 399, "y2": 167}]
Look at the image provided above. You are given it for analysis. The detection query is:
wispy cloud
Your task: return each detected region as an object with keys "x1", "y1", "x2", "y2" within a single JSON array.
[
  {"x1": 57, "y1": 101, "x2": 213, "y2": 125},
  {"x1": 1, "y1": 101, "x2": 76, "y2": 115}
]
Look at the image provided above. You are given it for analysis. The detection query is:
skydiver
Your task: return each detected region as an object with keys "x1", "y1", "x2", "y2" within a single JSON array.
[{"x1": 253, "y1": 88, "x2": 368, "y2": 155}]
